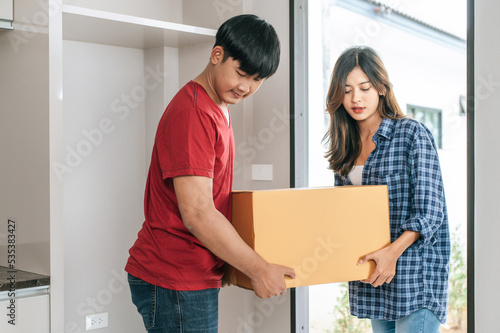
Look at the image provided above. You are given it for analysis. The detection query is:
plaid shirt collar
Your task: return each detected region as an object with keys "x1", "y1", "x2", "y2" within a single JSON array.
[{"x1": 373, "y1": 117, "x2": 395, "y2": 142}]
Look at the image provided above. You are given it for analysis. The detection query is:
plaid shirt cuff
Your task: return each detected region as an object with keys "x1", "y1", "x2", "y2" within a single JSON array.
[{"x1": 400, "y1": 217, "x2": 437, "y2": 247}]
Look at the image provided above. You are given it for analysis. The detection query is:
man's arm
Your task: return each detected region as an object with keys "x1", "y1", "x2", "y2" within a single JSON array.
[{"x1": 173, "y1": 175, "x2": 296, "y2": 298}]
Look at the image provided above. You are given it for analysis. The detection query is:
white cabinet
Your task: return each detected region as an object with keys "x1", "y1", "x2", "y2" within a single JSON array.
[
  {"x1": 0, "y1": 288, "x2": 49, "y2": 333},
  {"x1": 0, "y1": 0, "x2": 13, "y2": 29}
]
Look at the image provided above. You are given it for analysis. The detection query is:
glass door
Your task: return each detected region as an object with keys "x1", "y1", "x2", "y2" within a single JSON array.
[{"x1": 294, "y1": 0, "x2": 467, "y2": 331}]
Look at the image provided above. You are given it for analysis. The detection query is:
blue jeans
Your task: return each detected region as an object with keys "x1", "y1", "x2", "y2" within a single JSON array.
[
  {"x1": 128, "y1": 274, "x2": 219, "y2": 332},
  {"x1": 370, "y1": 308, "x2": 441, "y2": 333}
]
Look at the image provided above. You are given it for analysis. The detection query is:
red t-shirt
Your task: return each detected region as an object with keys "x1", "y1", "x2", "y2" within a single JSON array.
[{"x1": 125, "y1": 81, "x2": 234, "y2": 290}]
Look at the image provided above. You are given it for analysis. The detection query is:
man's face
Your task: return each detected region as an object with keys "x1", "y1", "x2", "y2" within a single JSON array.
[{"x1": 212, "y1": 56, "x2": 264, "y2": 106}]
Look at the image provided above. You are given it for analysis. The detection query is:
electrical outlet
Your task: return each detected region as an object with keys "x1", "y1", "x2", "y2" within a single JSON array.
[{"x1": 85, "y1": 312, "x2": 108, "y2": 330}]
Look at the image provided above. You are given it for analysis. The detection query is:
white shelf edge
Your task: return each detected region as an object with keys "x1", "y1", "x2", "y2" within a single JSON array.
[
  {"x1": 62, "y1": 4, "x2": 217, "y2": 37},
  {"x1": 0, "y1": 285, "x2": 49, "y2": 301}
]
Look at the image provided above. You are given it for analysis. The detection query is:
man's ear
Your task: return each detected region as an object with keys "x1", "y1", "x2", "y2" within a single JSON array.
[{"x1": 211, "y1": 46, "x2": 224, "y2": 64}]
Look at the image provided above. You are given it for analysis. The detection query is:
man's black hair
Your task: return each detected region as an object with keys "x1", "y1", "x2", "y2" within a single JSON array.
[{"x1": 214, "y1": 14, "x2": 280, "y2": 79}]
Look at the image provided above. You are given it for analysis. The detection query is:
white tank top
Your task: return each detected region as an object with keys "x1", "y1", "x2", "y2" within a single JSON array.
[{"x1": 349, "y1": 165, "x2": 364, "y2": 185}]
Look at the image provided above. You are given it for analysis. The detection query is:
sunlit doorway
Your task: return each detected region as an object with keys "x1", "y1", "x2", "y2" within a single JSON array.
[{"x1": 299, "y1": 0, "x2": 467, "y2": 331}]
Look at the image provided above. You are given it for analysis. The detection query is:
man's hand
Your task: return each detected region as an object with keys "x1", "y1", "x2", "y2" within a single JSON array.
[{"x1": 250, "y1": 263, "x2": 296, "y2": 298}]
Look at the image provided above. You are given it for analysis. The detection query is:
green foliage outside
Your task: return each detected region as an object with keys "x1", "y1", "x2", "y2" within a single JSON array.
[
  {"x1": 327, "y1": 282, "x2": 371, "y2": 333},
  {"x1": 446, "y1": 226, "x2": 467, "y2": 330}
]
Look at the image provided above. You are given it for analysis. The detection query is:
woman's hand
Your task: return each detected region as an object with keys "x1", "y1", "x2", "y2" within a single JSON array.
[
  {"x1": 358, "y1": 246, "x2": 398, "y2": 287},
  {"x1": 358, "y1": 230, "x2": 421, "y2": 288}
]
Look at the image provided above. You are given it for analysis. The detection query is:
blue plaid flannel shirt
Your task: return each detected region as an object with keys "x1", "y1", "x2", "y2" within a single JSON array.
[{"x1": 335, "y1": 117, "x2": 450, "y2": 323}]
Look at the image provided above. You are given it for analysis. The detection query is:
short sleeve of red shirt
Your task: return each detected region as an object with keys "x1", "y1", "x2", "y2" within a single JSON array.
[{"x1": 157, "y1": 99, "x2": 217, "y2": 180}]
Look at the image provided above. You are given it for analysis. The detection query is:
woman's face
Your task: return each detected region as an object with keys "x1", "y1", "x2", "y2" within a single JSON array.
[{"x1": 342, "y1": 66, "x2": 382, "y2": 125}]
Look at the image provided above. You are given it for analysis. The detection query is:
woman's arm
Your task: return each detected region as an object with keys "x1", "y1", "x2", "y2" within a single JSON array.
[
  {"x1": 401, "y1": 124, "x2": 446, "y2": 245},
  {"x1": 358, "y1": 122, "x2": 446, "y2": 288}
]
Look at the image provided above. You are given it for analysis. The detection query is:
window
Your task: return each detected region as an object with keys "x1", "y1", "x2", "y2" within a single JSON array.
[{"x1": 408, "y1": 104, "x2": 443, "y2": 149}]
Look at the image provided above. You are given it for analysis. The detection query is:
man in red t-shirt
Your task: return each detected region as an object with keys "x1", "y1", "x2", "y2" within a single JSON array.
[{"x1": 125, "y1": 14, "x2": 295, "y2": 332}]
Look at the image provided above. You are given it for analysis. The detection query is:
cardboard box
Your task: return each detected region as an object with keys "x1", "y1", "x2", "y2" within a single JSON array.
[{"x1": 224, "y1": 186, "x2": 391, "y2": 289}]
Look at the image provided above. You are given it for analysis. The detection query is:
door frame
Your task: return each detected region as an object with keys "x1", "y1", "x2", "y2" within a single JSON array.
[{"x1": 289, "y1": 0, "x2": 475, "y2": 331}]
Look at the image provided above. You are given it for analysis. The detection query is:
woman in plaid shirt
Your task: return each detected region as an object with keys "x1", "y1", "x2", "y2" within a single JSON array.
[{"x1": 324, "y1": 46, "x2": 450, "y2": 332}]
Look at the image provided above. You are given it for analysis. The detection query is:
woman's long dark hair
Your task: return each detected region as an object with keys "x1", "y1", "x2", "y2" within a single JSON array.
[{"x1": 324, "y1": 46, "x2": 405, "y2": 176}]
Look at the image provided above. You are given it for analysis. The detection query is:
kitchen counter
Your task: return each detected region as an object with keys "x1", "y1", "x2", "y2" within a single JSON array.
[{"x1": 0, "y1": 266, "x2": 50, "y2": 291}]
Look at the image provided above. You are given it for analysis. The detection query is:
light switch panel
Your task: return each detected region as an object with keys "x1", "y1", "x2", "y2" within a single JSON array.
[{"x1": 252, "y1": 164, "x2": 273, "y2": 181}]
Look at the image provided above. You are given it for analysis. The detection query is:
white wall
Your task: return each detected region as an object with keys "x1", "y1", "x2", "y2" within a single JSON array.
[
  {"x1": 60, "y1": 1, "x2": 293, "y2": 332},
  {"x1": 145, "y1": 46, "x2": 180, "y2": 167},
  {"x1": 0, "y1": 2, "x2": 50, "y2": 276},
  {"x1": 247, "y1": 2, "x2": 292, "y2": 332},
  {"x1": 250, "y1": 0, "x2": 291, "y2": 193},
  {"x1": 474, "y1": 0, "x2": 500, "y2": 331},
  {"x1": 217, "y1": 0, "x2": 294, "y2": 332},
  {"x1": 62, "y1": 40, "x2": 147, "y2": 333}
]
